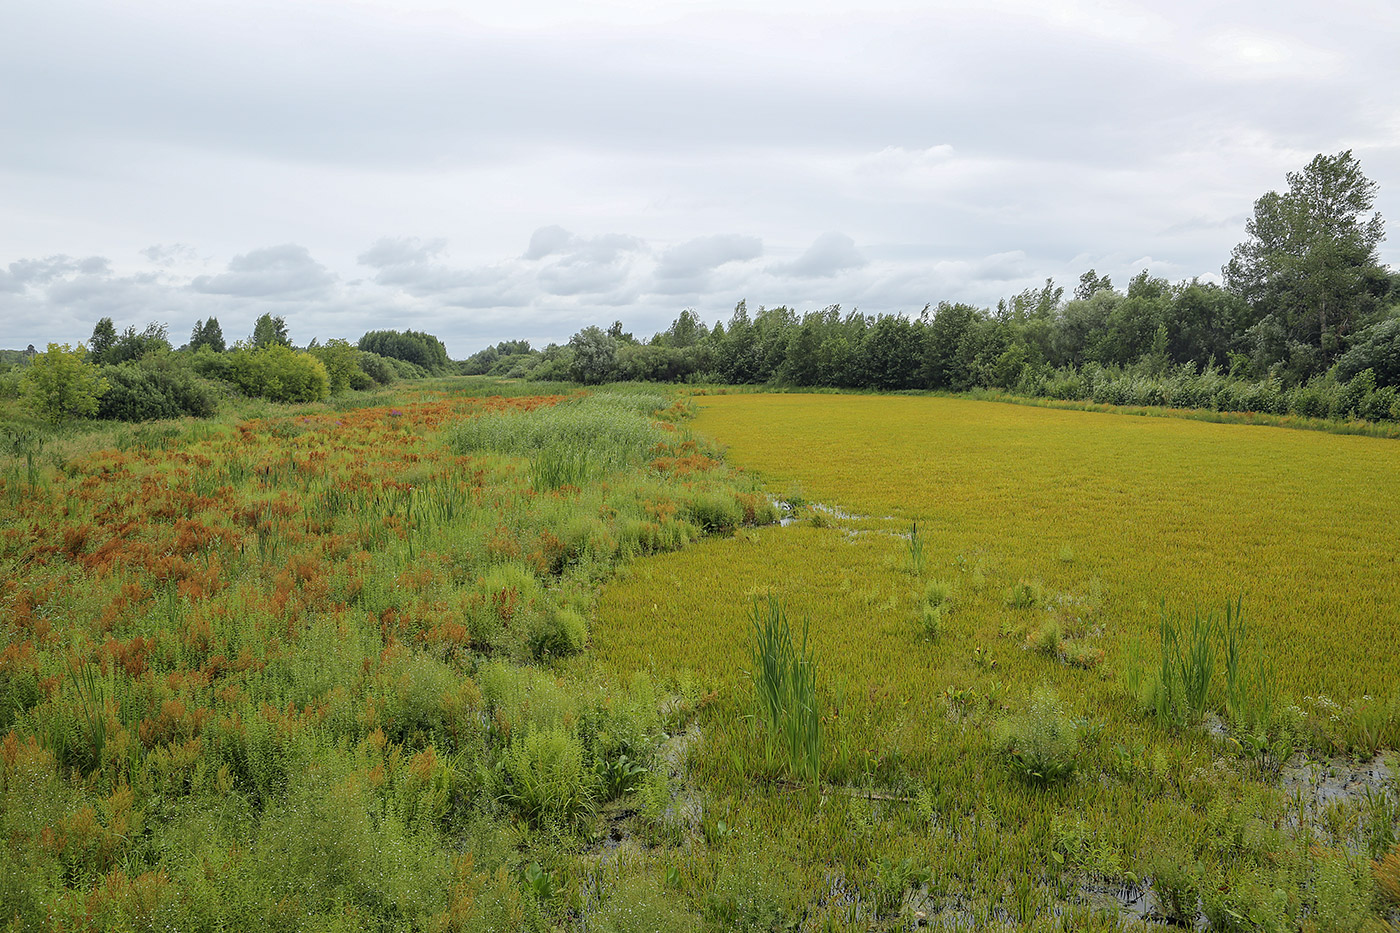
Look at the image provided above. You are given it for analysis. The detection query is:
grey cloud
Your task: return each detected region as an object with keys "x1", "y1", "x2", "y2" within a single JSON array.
[
  {"x1": 358, "y1": 236, "x2": 447, "y2": 268},
  {"x1": 776, "y1": 233, "x2": 867, "y2": 279},
  {"x1": 523, "y1": 226, "x2": 575, "y2": 261},
  {"x1": 655, "y1": 235, "x2": 763, "y2": 279},
  {"x1": 6, "y1": 254, "x2": 111, "y2": 287},
  {"x1": 969, "y1": 251, "x2": 1032, "y2": 282},
  {"x1": 141, "y1": 243, "x2": 199, "y2": 266},
  {"x1": 191, "y1": 244, "x2": 336, "y2": 299}
]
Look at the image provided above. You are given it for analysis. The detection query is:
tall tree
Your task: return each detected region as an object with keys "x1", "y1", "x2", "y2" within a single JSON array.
[
  {"x1": 252, "y1": 313, "x2": 291, "y2": 349},
  {"x1": 1224, "y1": 151, "x2": 1388, "y2": 372},
  {"x1": 90, "y1": 317, "x2": 118, "y2": 362},
  {"x1": 191, "y1": 317, "x2": 226, "y2": 352}
]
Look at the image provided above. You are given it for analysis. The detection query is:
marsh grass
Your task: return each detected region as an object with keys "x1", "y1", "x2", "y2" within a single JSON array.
[
  {"x1": 906, "y1": 521, "x2": 924, "y2": 574},
  {"x1": 996, "y1": 687, "x2": 1080, "y2": 786},
  {"x1": 749, "y1": 595, "x2": 821, "y2": 786}
]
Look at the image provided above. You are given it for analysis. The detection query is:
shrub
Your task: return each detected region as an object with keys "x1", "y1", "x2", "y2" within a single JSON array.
[
  {"x1": 1288, "y1": 383, "x2": 1331, "y2": 419},
  {"x1": 996, "y1": 688, "x2": 1079, "y2": 785},
  {"x1": 308, "y1": 339, "x2": 369, "y2": 394},
  {"x1": 97, "y1": 356, "x2": 219, "y2": 421},
  {"x1": 223, "y1": 346, "x2": 330, "y2": 403},
  {"x1": 1362, "y1": 385, "x2": 1397, "y2": 422},
  {"x1": 357, "y1": 351, "x2": 396, "y2": 385},
  {"x1": 19, "y1": 344, "x2": 109, "y2": 422}
]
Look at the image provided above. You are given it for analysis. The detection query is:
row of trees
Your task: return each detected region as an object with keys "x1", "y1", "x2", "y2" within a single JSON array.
[
  {"x1": 3, "y1": 317, "x2": 453, "y2": 423},
  {"x1": 462, "y1": 152, "x2": 1398, "y2": 418}
]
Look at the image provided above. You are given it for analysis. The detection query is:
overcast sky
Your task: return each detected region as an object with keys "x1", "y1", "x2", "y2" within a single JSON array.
[{"x1": 2, "y1": 0, "x2": 1397, "y2": 357}]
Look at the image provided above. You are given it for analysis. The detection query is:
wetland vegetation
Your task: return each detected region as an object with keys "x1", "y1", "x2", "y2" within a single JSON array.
[
  {"x1": 3, "y1": 380, "x2": 1399, "y2": 931},
  {"x1": 2, "y1": 150, "x2": 1398, "y2": 930}
]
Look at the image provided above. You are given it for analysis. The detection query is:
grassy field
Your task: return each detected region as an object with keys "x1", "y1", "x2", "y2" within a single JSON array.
[
  {"x1": 594, "y1": 392, "x2": 1400, "y2": 930},
  {"x1": 3, "y1": 385, "x2": 1399, "y2": 931}
]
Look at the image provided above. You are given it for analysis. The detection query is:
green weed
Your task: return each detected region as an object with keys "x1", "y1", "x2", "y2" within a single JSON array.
[{"x1": 749, "y1": 594, "x2": 821, "y2": 786}]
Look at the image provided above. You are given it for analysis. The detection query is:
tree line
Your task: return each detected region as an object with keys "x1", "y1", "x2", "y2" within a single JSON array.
[
  {"x1": 2, "y1": 314, "x2": 453, "y2": 424},
  {"x1": 465, "y1": 152, "x2": 1400, "y2": 420}
]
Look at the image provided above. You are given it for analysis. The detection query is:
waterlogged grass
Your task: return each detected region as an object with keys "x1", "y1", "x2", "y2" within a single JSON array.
[
  {"x1": 688, "y1": 392, "x2": 1400, "y2": 699},
  {"x1": 592, "y1": 391, "x2": 1400, "y2": 930},
  {"x1": 7, "y1": 382, "x2": 1399, "y2": 930},
  {"x1": 0, "y1": 381, "x2": 780, "y2": 931}
]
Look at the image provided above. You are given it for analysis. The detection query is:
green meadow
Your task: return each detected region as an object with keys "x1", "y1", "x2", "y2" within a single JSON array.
[{"x1": 2, "y1": 383, "x2": 1399, "y2": 931}]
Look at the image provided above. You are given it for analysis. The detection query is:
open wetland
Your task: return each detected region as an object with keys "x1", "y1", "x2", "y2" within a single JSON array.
[{"x1": 3, "y1": 385, "x2": 1399, "y2": 931}]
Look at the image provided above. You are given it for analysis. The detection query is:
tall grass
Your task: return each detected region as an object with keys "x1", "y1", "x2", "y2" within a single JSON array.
[
  {"x1": 749, "y1": 595, "x2": 821, "y2": 786},
  {"x1": 1155, "y1": 604, "x2": 1217, "y2": 725},
  {"x1": 450, "y1": 392, "x2": 667, "y2": 473}
]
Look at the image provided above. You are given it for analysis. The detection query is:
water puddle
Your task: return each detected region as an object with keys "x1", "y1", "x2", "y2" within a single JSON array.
[{"x1": 1282, "y1": 753, "x2": 1393, "y2": 808}]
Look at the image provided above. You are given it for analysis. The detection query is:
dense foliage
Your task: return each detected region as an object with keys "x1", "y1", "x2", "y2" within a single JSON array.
[{"x1": 359, "y1": 329, "x2": 451, "y2": 373}]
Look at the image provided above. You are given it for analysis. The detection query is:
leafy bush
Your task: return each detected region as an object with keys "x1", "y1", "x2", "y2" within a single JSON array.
[
  {"x1": 996, "y1": 688, "x2": 1079, "y2": 785},
  {"x1": 223, "y1": 345, "x2": 331, "y2": 403},
  {"x1": 357, "y1": 351, "x2": 397, "y2": 385},
  {"x1": 19, "y1": 343, "x2": 109, "y2": 422},
  {"x1": 308, "y1": 338, "x2": 369, "y2": 394},
  {"x1": 97, "y1": 355, "x2": 219, "y2": 421}
]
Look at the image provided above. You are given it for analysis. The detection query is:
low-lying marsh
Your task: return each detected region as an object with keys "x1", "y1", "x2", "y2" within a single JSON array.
[{"x1": 591, "y1": 391, "x2": 1400, "y2": 930}]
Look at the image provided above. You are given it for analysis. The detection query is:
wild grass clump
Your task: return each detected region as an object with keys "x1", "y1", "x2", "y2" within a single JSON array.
[
  {"x1": 1004, "y1": 580, "x2": 1045, "y2": 610},
  {"x1": 906, "y1": 520, "x2": 924, "y2": 574},
  {"x1": 497, "y1": 726, "x2": 599, "y2": 830},
  {"x1": 749, "y1": 595, "x2": 821, "y2": 785},
  {"x1": 450, "y1": 392, "x2": 667, "y2": 474},
  {"x1": 919, "y1": 579, "x2": 952, "y2": 640},
  {"x1": 995, "y1": 688, "x2": 1080, "y2": 786},
  {"x1": 1152, "y1": 602, "x2": 1219, "y2": 726}
]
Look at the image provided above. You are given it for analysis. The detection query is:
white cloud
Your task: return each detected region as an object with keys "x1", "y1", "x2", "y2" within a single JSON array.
[
  {"x1": 0, "y1": 0, "x2": 1396, "y2": 354},
  {"x1": 775, "y1": 233, "x2": 867, "y2": 279},
  {"x1": 191, "y1": 245, "x2": 337, "y2": 299}
]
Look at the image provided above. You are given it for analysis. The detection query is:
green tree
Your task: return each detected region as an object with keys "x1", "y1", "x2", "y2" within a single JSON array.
[
  {"x1": 1074, "y1": 269, "x2": 1114, "y2": 301},
  {"x1": 90, "y1": 317, "x2": 117, "y2": 361},
  {"x1": 309, "y1": 338, "x2": 369, "y2": 393},
  {"x1": 567, "y1": 326, "x2": 618, "y2": 384},
  {"x1": 104, "y1": 323, "x2": 171, "y2": 365},
  {"x1": 251, "y1": 313, "x2": 291, "y2": 349},
  {"x1": 20, "y1": 344, "x2": 110, "y2": 422},
  {"x1": 190, "y1": 317, "x2": 226, "y2": 353},
  {"x1": 1224, "y1": 151, "x2": 1388, "y2": 372}
]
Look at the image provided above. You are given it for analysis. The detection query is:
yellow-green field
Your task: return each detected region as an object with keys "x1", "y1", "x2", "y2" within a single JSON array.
[
  {"x1": 595, "y1": 392, "x2": 1400, "y2": 930},
  {"x1": 669, "y1": 393, "x2": 1399, "y2": 697}
]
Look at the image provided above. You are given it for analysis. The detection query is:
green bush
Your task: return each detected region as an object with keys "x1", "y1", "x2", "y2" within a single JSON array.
[
  {"x1": 224, "y1": 345, "x2": 331, "y2": 403},
  {"x1": 97, "y1": 355, "x2": 219, "y2": 421},
  {"x1": 19, "y1": 344, "x2": 109, "y2": 422},
  {"x1": 357, "y1": 351, "x2": 397, "y2": 385},
  {"x1": 309, "y1": 338, "x2": 369, "y2": 394}
]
